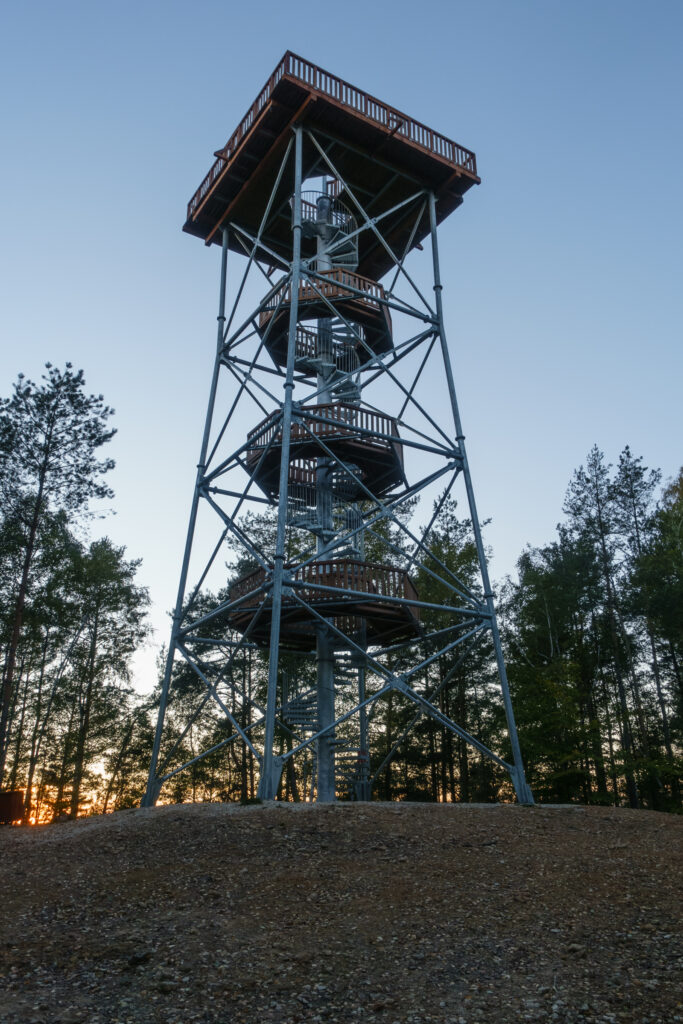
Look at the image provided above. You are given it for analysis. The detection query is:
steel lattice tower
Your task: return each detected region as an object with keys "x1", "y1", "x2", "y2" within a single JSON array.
[{"x1": 143, "y1": 53, "x2": 533, "y2": 806}]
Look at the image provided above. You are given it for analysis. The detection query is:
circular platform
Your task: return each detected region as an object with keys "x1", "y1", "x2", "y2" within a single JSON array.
[
  {"x1": 244, "y1": 402, "x2": 405, "y2": 500},
  {"x1": 227, "y1": 558, "x2": 420, "y2": 650},
  {"x1": 257, "y1": 268, "x2": 393, "y2": 367}
]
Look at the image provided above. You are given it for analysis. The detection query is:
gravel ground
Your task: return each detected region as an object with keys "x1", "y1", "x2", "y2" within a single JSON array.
[{"x1": 0, "y1": 802, "x2": 681, "y2": 1024}]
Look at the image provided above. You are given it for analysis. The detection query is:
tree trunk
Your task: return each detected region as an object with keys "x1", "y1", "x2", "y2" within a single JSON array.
[
  {"x1": 22, "y1": 639, "x2": 50, "y2": 820},
  {"x1": 600, "y1": 553, "x2": 639, "y2": 808},
  {"x1": 24, "y1": 623, "x2": 82, "y2": 819},
  {"x1": 52, "y1": 698, "x2": 78, "y2": 820},
  {"x1": 438, "y1": 687, "x2": 447, "y2": 802},
  {"x1": 247, "y1": 654, "x2": 255, "y2": 799},
  {"x1": 0, "y1": 438, "x2": 52, "y2": 783},
  {"x1": 69, "y1": 610, "x2": 99, "y2": 818},
  {"x1": 647, "y1": 635, "x2": 681, "y2": 806},
  {"x1": 285, "y1": 729, "x2": 299, "y2": 802},
  {"x1": 586, "y1": 687, "x2": 609, "y2": 802},
  {"x1": 8, "y1": 663, "x2": 31, "y2": 791},
  {"x1": 600, "y1": 676, "x2": 619, "y2": 804},
  {"x1": 384, "y1": 691, "x2": 394, "y2": 801},
  {"x1": 456, "y1": 678, "x2": 470, "y2": 801},
  {"x1": 102, "y1": 717, "x2": 135, "y2": 813},
  {"x1": 668, "y1": 642, "x2": 683, "y2": 706}
]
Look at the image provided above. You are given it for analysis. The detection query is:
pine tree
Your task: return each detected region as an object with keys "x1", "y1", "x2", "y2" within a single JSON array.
[
  {"x1": 0, "y1": 364, "x2": 115, "y2": 783},
  {"x1": 563, "y1": 446, "x2": 640, "y2": 807},
  {"x1": 65, "y1": 538, "x2": 149, "y2": 817}
]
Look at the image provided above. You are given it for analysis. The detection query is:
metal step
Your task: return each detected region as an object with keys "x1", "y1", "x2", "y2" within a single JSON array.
[
  {"x1": 334, "y1": 670, "x2": 358, "y2": 685},
  {"x1": 331, "y1": 380, "x2": 361, "y2": 403},
  {"x1": 282, "y1": 689, "x2": 318, "y2": 732}
]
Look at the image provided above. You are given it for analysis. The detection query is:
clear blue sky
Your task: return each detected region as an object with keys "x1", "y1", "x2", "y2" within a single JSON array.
[{"x1": 1, "y1": 1, "x2": 681, "y2": 687}]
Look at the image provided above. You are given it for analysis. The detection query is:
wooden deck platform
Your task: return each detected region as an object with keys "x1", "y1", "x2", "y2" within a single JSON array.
[
  {"x1": 257, "y1": 268, "x2": 393, "y2": 363},
  {"x1": 183, "y1": 52, "x2": 479, "y2": 280},
  {"x1": 227, "y1": 558, "x2": 420, "y2": 650},
  {"x1": 245, "y1": 402, "x2": 405, "y2": 500}
]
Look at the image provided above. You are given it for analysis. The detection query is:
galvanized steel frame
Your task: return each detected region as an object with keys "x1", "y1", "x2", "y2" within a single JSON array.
[{"x1": 143, "y1": 121, "x2": 533, "y2": 807}]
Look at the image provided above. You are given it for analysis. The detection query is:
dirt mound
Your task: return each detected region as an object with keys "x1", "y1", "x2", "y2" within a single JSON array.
[{"x1": 1, "y1": 803, "x2": 681, "y2": 1024}]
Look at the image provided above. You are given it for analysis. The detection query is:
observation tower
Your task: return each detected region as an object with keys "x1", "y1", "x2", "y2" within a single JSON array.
[{"x1": 143, "y1": 53, "x2": 533, "y2": 805}]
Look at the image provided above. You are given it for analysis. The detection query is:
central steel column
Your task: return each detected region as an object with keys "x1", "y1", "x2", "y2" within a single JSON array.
[{"x1": 314, "y1": 188, "x2": 337, "y2": 801}]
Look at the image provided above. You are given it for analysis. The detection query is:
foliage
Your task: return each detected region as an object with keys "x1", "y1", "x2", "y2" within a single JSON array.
[
  {"x1": 2, "y1": 367, "x2": 680, "y2": 817},
  {"x1": 0, "y1": 364, "x2": 117, "y2": 784},
  {"x1": 0, "y1": 364, "x2": 150, "y2": 820},
  {"x1": 503, "y1": 449, "x2": 682, "y2": 810}
]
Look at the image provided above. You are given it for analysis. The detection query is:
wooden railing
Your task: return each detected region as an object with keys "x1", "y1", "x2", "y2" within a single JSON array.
[
  {"x1": 293, "y1": 325, "x2": 318, "y2": 360},
  {"x1": 259, "y1": 268, "x2": 390, "y2": 329},
  {"x1": 287, "y1": 458, "x2": 365, "y2": 494},
  {"x1": 246, "y1": 402, "x2": 402, "y2": 464},
  {"x1": 230, "y1": 559, "x2": 418, "y2": 613},
  {"x1": 187, "y1": 51, "x2": 477, "y2": 220},
  {"x1": 187, "y1": 56, "x2": 288, "y2": 219},
  {"x1": 284, "y1": 324, "x2": 362, "y2": 373},
  {"x1": 299, "y1": 191, "x2": 356, "y2": 233},
  {"x1": 288, "y1": 458, "x2": 318, "y2": 488},
  {"x1": 326, "y1": 178, "x2": 344, "y2": 199},
  {"x1": 285, "y1": 53, "x2": 477, "y2": 173}
]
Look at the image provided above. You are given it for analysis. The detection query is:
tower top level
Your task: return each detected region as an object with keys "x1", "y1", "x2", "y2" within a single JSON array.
[{"x1": 183, "y1": 51, "x2": 480, "y2": 280}]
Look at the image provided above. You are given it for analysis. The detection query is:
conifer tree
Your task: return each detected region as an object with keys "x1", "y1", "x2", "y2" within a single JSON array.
[{"x1": 0, "y1": 364, "x2": 115, "y2": 783}]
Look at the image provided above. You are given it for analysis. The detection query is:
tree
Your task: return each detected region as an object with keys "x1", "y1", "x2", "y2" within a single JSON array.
[
  {"x1": 502, "y1": 531, "x2": 609, "y2": 803},
  {"x1": 0, "y1": 364, "x2": 115, "y2": 783},
  {"x1": 632, "y1": 469, "x2": 683, "y2": 683},
  {"x1": 563, "y1": 446, "x2": 640, "y2": 808},
  {"x1": 65, "y1": 538, "x2": 149, "y2": 817},
  {"x1": 613, "y1": 450, "x2": 681, "y2": 803},
  {"x1": 1, "y1": 508, "x2": 84, "y2": 817},
  {"x1": 500, "y1": 449, "x2": 681, "y2": 811},
  {"x1": 630, "y1": 468, "x2": 683, "y2": 801}
]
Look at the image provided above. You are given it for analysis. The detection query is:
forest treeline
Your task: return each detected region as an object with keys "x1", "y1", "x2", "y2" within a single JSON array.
[{"x1": 1, "y1": 364, "x2": 681, "y2": 820}]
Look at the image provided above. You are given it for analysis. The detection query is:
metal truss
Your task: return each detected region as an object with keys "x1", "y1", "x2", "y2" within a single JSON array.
[{"x1": 143, "y1": 122, "x2": 534, "y2": 807}]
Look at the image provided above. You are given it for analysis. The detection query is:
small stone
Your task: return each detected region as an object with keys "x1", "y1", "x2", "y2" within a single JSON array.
[{"x1": 128, "y1": 950, "x2": 152, "y2": 967}]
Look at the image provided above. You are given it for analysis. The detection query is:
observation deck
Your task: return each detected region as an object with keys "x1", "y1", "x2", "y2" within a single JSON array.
[
  {"x1": 183, "y1": 52, "x2": 479, "y2": 280},
  {"x1": 227, "y1": 559, "x2": 420, "y2": 650},
  {"x1": 245, "y1": 402, "x2": 405, "y2": 500},
  {"x1": 257, "y1": 268, "x2": 393, "y2": 364}
]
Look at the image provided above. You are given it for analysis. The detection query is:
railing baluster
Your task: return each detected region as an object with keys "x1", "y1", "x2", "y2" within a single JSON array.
[{"x1": 188, "y1": 57, "x2": 477, "y2": 222}]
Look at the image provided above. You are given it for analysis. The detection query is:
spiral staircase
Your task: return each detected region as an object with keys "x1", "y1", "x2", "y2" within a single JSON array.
[{"x1": 226, "y1": 185, "x2": 420, "y2": 797}]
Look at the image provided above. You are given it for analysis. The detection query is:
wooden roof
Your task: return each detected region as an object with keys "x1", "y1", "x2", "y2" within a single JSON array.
[{"x1": 183, "y1": 53, "x2": 480, "y2": 281}]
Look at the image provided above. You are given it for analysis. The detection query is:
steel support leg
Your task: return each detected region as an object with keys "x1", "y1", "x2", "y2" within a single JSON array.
[
  {"x1": 428, "y1": 192, "x2": 534, "y2": 806},
  {"x1": 258, "y1": 125, "x2": 304, "y2": 800},
  {"x1": 142, "y1": 226, "x2": 230, "y2": 808}
]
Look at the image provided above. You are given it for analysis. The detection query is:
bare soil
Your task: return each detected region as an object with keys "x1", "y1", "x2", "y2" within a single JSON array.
[{"x1": 0, "y1": 802, "x2": 681, "y2": 1024}]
